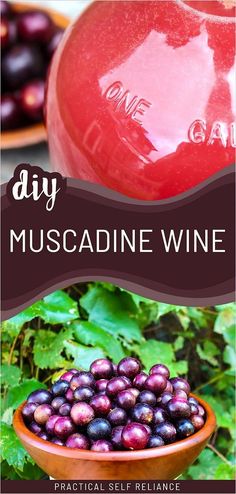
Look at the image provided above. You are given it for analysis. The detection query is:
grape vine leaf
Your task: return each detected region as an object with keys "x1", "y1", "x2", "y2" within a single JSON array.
[
  {"x1": 33, "y1": 328, "x2": 72, "y2": 369},
  {"x1": 64, "y1": 341, "x2": 105, "y2": 370},
  {"x1": 1, "y1": 423, "x2": 31, "y2": 470},
  {"x1": 6, "y1": 379, "x2": 46, "y2": 410},
  {"x1": 0, "y1": 365, "x2": 21, "y2": 387}
]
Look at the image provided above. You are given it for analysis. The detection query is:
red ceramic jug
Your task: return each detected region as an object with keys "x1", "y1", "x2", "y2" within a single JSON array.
[{"x1": 46, "y1": 0, "x2": 236, "y2": 200}]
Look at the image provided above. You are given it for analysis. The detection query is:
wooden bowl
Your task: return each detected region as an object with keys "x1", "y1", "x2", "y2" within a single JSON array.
[
  {"x1": 13, "y1": 394, "x2": 216, "y2": 480},
  {"x1": 1, "y1": 3, "x2": 71, "y2": 149}
]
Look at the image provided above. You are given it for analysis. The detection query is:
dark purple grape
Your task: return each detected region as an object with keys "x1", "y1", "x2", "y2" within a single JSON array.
[
  {"x1": 0, "y1": 1, "x2": 12, "y2": 17},
  {"x1": 45, "y1": 415, "x2": 60, "y2": 435},
  {"x1": 37, "y1": 431, "x2": 49, "y2": 441},
  {"x1": 54, "y1": 417, "x2": 75, "y2": 439},
  {"x1": 90, "y1": 359, "x2": 113, "y2": 379},
  {"x1": 142, "y1": 424, "x2": 152, "y2": 436},
  {"x1": 116, "y1": 389, "x2": 136, "y2": 410},
  {"x1": 131, "y1": 403, "x2": 154, "y2": 425},
  {"x1": 133, "y1": 372, "x2": 148, "y2": 390},
  {"x1": 164, "y1": 381, "x2": 173, "y2": 393},
  {"x1": 128, "y1": 387, "x2": 140, "y2": 399},
  {"x1": 154, "y1": 422, "x2": 177, "y2": 443},
  {"x1": 74, "y1": 386, "x2": 94, "y2": 402},
  {"x1": 65, "y1": 388, "x2": 74, "y2": 403},
  {"x1": 51, "y1": 379, "x2": 69, "y2": 397},
  {"x1": 122, "y1": 422, "x2": 149, "y2": 450},
  {"x1": 59, "y1": 403, "x2": 72, "y2": 416},
  {"x1": 91, "y1": 439, "x2": 114, "y2": 452},
  {"x1": 66, "y1": 433, "x2": 90, "y2": 450},
  {"x1": 191, "y1": 414, "x2": 205, "y2": 431},
  {"x1": 112, "y1": 363, "x2": 118, "y2": 375},
  {"x1": 145, "y1": 374, "x2": 167, "y2": 395},
  {"x1": 120, "y1": 376, "x2": 132, "y2": 387},
  {"x1": 138, "y1": 390, "x2": 156, "y2": 407},
  {"x1": 17, "y1": 11, "x2": 53, "y2": 43},
  {"x1": 150, "y1": 364, "x2": 170, "y2": 379},
  {"x1": 70, "y1": 372, "x2": 96, "y2": 391},
  {"x1": 117, "y1": 357, "x2": 141, "y2": 379},
  {"x1": 188, "y1": 397, "x2": 199, "y2": 407},
  {"x1": 1, "y1": 94, "x2": 21, "y2": 130},
  {"x1": 106, "y1": 377, "x2": 128, "y2": 397},
  {"x1": 19, "y1": 79, "x2": 45, "y2": 122},
  {"x1": 170, "y1": 377, "x2": 190, "y2": 395},
  {"x1": 189, "y1": 403, "x2": 199, "y2": 415},
  {"x1": 176, "y1": 419, "x2": 195, "y2": 438},
  {"x1": 157, "y1": 392, "x2": 173, "y2": 408},
  {"x1": 153, "y1": 407, "x2": 169, "y2": 425},
  {"x1": 111, "y1": 426, "x2": 124, "y2": 449},
  {"x1": 22, "y1": 402, "x2": 38, "y2": 423},
  {"x1": 28, "y1": 421, "x2": 42, "y2": 435},
  {"x1": 60, "y1": 369, "x2": 78, "y2": 382},
  {"x1": 167, "y1": 398, "x2": 191, "y2": 419},
  {"x1": 51, "y1": 396, "x2": 66, "y2": 411},
  {"x1": 107, "y1": 407, "x2": 127, "y2": 426},
  {"x1": 2, "y1": 44, "x2": 44, "y2": 90},
  {"x1": 96, "y1": 379, "x2": 109, "y2": 393},
  {"x1": 51, "y1": 437, "x2": 64, "y2": 446},
  {"x1": 174, "y1": 390, "x2": 188, "y2": 400},
  {"x1": 147, "y1": 435, "x2": 165, "y2": 448},
  {"x1": 46, "y1": 28, "x2": 63, "y2": 58},
  {"x1": 87, "y1": 418, "x2": 112, "y2": 440},
  {"x1": 90, "y1": 394, "x2": 112, "y2": 416},
  {"x1": 70, "y1": 402, "x2": 95, "y2": 426},
  {"x1": 198, "y1": 405, "x2": 205, "y2": 417},
  {"x1": 34, "y1": 404, "x2": 53, "y2": 425}
]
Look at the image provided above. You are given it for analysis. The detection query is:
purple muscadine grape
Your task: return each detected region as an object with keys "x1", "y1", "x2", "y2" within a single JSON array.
[
  {"x1": 164, "y1": 381, "x2": 173, "y2": 393},
  {"x1": 54, "y1": 417, "x2": 75, "y2": 439},
  {"x1": 147, "y1": 435, "x2": 165, "y2": 448},
  {"x1": 122, "y1": 422, "x2": 149, "y2": 450},
  {"x1": 174, "y1": 390, "x2": 188, "y2": 400},
  {"x1": 28, "y1": 389, "x2": 52, "y2": 405},
  {"x1": 65, "y1": 433, "x2": 90, "y2": 449},
  {"x1": 188, "y1": 397, "x2": 199, "y2": 407},
  {"x1": 65, "y1": 388, "x2": 74, "y2": 403},
  {"x1": 154, "y1": 422, "x2": 177, "y2": 443},
  {"x1": 170, "y1": 377, "x2": 190, "y2": 395},
  {"x1": 191, "y1": 415, "x2": 205, "y2": 431},
  {"x1": 116, "y1": 389, "x2": 136, "y2": 410},
  {"x1": 34, "y1": 404, "x2": 53, "y2": 425},
  {"x1": 59, "y1": 369, "x2": 78, "y2": 382},
  {"x1": 128, "y1": 387, "x2": 140, "y2": 399},
  {"x1": 91, "y1": 439, "x2": 114, "y2": 452},
  {"x1": 150, "y1": 364, "x2": 170, "y2": 379},
  {"x1": 87, "y1": 418, "x2": 112, "y2": 441},
  {"x1": 117, "y1": 357, "x2": 141, "y2": 379},
  {"x1": 17, "y1": 11, "x2": 53, "y2": 43},
  {"x1": 198, "y1": 405, "x2": 205, "y2": 417},
  {"x1": 51, "y1": 379, "x2": 69, "y2": 396},
  {"x1": 51, "y1": 437, "x2": 65, "y2": 446},
  {"x1": 133, "y1": 372, "x2": 148, "y2": 390},
  {"x1": 28, "y1": 421, "x2": 42, "y2": 435},
  {"x1": 131, "y1": 403, "x2": 154, "y2": 425},
  {"x1": 157, "y1": 392, "x2": 173, "y2": 407},
  {"x1": 70, "y1": 372, "x2": 95, "y2": 390},
  {"x1": 107, "y1": 408, "x2": 127, "y2": 426},
  {"x1": 96, "y1": 379, "x2": 109, "y2": 393},
  {"x1": 145, "y1": 374, "x2": 167, "y2": 395},
  {"x1": 51, "y1": 396, "x2": 66, "y2": 411},
  {"x1": 46, "y1": 29, "x2": 63, "y2": 58},
  {"x1": 74, "y1": 386, "x2": 94, "y2": 402},
  {"x1": 142, "y1": 424, "x2": 152, "y2": 436},
  {"x1": 37, "y1": 431, "x2": 49, "y2": 441},
  {"x1": 90, "y1": 394, "x2": 112, "y2": 416},
  {"x1": 59, "y1": 403, "x2": 72, "y2": 416},
  {"x1": 153, "y1": 407, "x2": 169, "y2": 425},
  {"x1": 90, "y1": 359, "x2": 113, "y2": 379},
  {"x1": 189, "y1": 403, "x2": 199, "y2": 415},
  {"x1": 45, "y1": 415, "x2": 60, "y2": 435},
  {"x1": 70, "y1": 402, "x2": 95, "y2": 426},
  {"x1": 111, "y1": 426, "x2": 124, "y2": 449},
  {"x1": 106, "y1": 377, "x2": 128, "y2": 397},
  {"x1": 0, "y1": 1, "x2": 12, "y2": 17},
  {"x1": 167, "y1": 398, "x2": 191, "y2": 419},
  {"x1": 176, "y1": 419, "x2": 195, "y2": 438},
  {"x1": 138, "y1": 390, "x2": 156, "y2": 407},
  {"x1": 22, "y1": 402, "x2": 38, "y2": 422}
]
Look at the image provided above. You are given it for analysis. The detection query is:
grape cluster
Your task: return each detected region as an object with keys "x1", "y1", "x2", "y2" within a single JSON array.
[
  {"x1": 22, "y1": 358, "x2": 206, "y2": 452},
  {"x1": 1, "y1": 0, "x2": 64, "y2": 130}
]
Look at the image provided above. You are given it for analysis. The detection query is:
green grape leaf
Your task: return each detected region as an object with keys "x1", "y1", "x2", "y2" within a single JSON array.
[
  {"x1": 80, "y1": 286, "x2": 142, "y2": 342},
  {"x1": 64, "y1": 341, "x2": 105, "y2": 370},
  {"x1": 223, "y1": 345, "x2": 236, "y2": 368},
  {"x1": 174, "y1": 336, "x2": 184, "y2": 351},
  {"x1": 168, "y1": 360, "x2": 188, "y2": 377},
  {"x1": 214, "y1": 463, "x2": 235, "y2": 480},
  {"x1": 0, "y1": 423, "x2": 31, "y2": 470},
  {"x1": 1, "y1": 303, "x2": 41, "y2": 337},
  {"x1": 201, "y1": 395, "x2": 232, "y2": 430},
  {"x1": 6, "y1": 379, "x2": 46, "y2": 410},
  {"x1": 71, "y1": 321, "x2": 125, "y2": 363},
  {"x1": 1, "y1": 408, "x2": 14, "y2": 425},
  {"x1": 0, "y1": 364, "x2": 21, "y2": 387},
  {"x1": 40, "y1": 291, "x2": 79, "y2": 324},
  {"x1": 196, "y1": 341, "x2": 219, "y2": 367},
  {"x1": 135, "y1": 340, "x2": 174, "y2": 370},
  {"x1": 214, "y1": 306, "x2": 236, "y2": 346},
  {"x1": 187, "y1": 449, "x2": 221, "y2": 480},
  {"x1": 33, "y1": 328, "x2": 72, "y2": 369}
]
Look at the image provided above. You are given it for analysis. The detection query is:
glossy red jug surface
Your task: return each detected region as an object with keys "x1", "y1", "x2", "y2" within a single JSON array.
[{"x1": 46, "y1": 0, "x2": 236, "y2": 200}]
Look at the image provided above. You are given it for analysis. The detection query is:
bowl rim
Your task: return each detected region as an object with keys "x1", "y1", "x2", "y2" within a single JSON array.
[
  {"x1": 13, "y1": 394, "x2": 216, "y2": 462},
  {"x1": 1, "y1": 1, "x2": 71, "y2": 150}
]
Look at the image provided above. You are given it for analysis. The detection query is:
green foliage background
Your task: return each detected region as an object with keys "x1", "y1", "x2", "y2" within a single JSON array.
[{"x1": 1, "y1": 282, "x2": 235, "y2": 480}]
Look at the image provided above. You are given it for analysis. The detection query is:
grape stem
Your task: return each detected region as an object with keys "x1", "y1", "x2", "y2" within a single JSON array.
[
  {"x1": 207, "y1": 444, "x2": 232, "y2": 466},
  {"x1": 193, "y1": 372, "x2": 225, "y2": 392}
]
